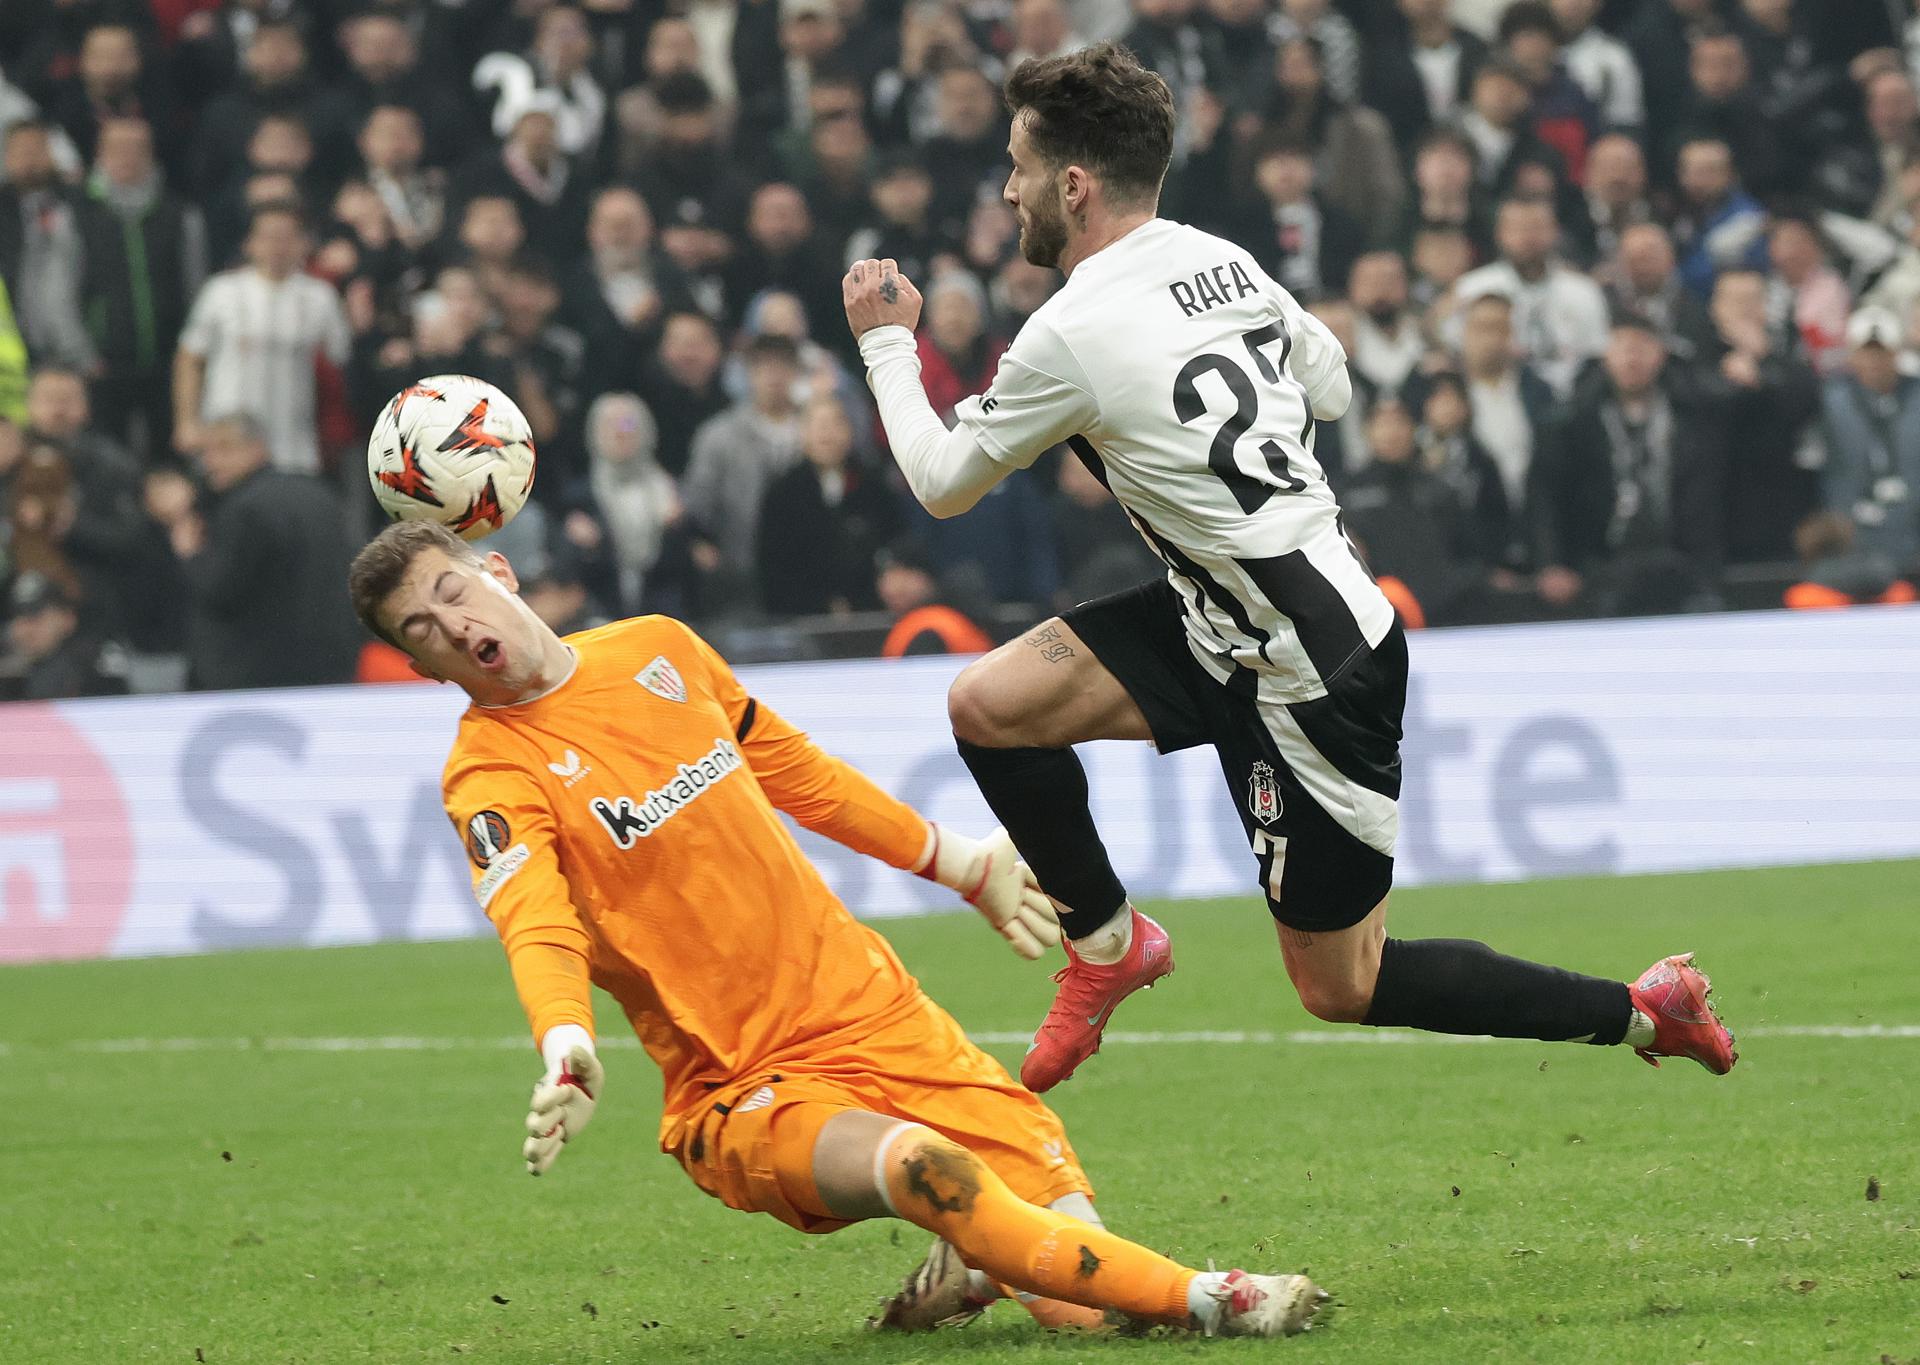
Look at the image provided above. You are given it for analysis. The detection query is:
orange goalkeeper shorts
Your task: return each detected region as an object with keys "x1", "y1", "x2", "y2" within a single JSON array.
[{"x1": 663, "y1": 997, "x2": 1091, "y2": 1233}]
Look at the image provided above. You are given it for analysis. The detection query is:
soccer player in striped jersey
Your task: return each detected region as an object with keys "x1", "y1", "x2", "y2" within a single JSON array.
[{"x1": 844, "y1": 42, "x2": 1735, "y2": 1093}]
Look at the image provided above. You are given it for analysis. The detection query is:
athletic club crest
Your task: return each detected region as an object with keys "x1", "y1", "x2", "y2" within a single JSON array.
[
  {"x1": 1248, "y1": 762, "x2": 1282, "y2": 827},
  {"x1": 635, "y1": 655, "x2": 687, "y2": 703}
]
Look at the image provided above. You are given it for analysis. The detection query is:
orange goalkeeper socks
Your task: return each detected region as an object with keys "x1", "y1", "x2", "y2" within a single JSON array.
[{"x1": 880, "y1": 1126, "x2": 1193, "y2": 1324}]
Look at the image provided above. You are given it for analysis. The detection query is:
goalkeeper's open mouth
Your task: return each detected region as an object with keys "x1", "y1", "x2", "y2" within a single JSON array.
[{"x1": 474, "y1": 637, "x2": 505, "y2": 672}]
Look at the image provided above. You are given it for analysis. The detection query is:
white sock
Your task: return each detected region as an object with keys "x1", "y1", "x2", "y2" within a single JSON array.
[
  {"x1": 1187, "y1": 1270, "x2": 1230, "y2": 1329},
  {"x1": 964, "y1": 1269, "x2": 1008, "y2": 1303},
  {"x1": 1624, "y1": 1008, "x2": 1657, "y2": 1050},
  {"x1": 1073, "y1": 903, "x2": 1134, "y2": 965}
]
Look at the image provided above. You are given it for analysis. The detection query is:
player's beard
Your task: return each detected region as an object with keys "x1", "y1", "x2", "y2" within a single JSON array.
[{"x1": 1019, "y1": 193, "x2": 1069, "y2": 269}]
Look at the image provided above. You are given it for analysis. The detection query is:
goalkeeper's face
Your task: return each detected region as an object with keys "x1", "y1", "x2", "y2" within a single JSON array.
[{"x1": 380, "y1": 546, "x2": 559, "y2": 704}]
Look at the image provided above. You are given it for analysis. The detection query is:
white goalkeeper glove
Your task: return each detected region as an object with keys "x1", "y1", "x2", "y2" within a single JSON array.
[
  {"x1": 915, "y1": 824, "x2": 1062, "y2": 960},
  {"x1": 523, "y1": 1023, "x2": 603, "y2": 1176}
]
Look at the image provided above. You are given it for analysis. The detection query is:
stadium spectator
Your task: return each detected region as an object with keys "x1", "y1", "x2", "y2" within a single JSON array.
[
  {"x1": 1454, "y1": 57, "x2": 1565, "y2": 201},
  {"x1": 630, "y1": 72, "x2": 750, "y2": 252},
  {"x1": 1228, "y1": 134, "x2": 1361, "y2": 301},
  {"x1": 681, "y1": 333, "x2": 805, "y2": 613},
  {"x1": 1532, "y1": 318, "x2": 1728, "y2": 615},
  {"x1": 453, "y1": 102, "x2": 589, "y2": 262},
  {"x1": 0, "y1": 64, "x2": 81, "y2": 176},
  {"x1": 1768, "y1": 213, "x2": 1852, "y2": 375},
  {"x1": 1396, "y1": 127, "x2": 1487, "y2": 256},
  {"x1": 565, "y1": 186, "x2": 689, "y2": 399},
  {"x1": 472, "y1": 4, "x2": 607, "y2": 163},
  {"x1": 1415, "y1": 368, "x2": 1522, "y2": 575},
  {"x1": 1455, "y1": 289, "x2": 1555, "y2": 521},
  {"x1": 1699, "y1": 266, "x2": 1822, "y2": 562},
  {"x1": 916, "y1": 271, "x2": 1006, "y2": 423},
  {"x1": 921, "y1": 64, "x2": 1010, "y2": 239},
  {"x1": 756, "y1": 393, "x2": 901, "y2": 616},
  {"x1": 169, "y1": 412, "x2": 357, "y2": 690},
  {"x1": 174, "y1": 201, "x2": 351, "y2": 475},
  {"x1": 357, "y1": 104, "x2": 446, "y2": 256},
  {"x1": 204, "y1": 109, "x2": 319, "y2": 266},
  {"x1": 1496, "y1": 2, "x2": 1599, "y2": 183},
  {"x1": 493, "y1": 256, "x2": 586, "y2": 464},
  {"x1": 1860, "y1": 66, "x2": 1920, "y2": 229},
  {"x1": 189, "y1": 21, "x2": 330, "y2": 198},
  {"x1": 1453, "y1": 195, "x2": 1609, "y2": 397},
  {"x1": 517, "y1": 553, "x2": 608, "y2": 636},
  {"x1": 843, "y1": 153, "x2": 947, "y2": 287},
  {"x1": 1581, "y1": 132, "x2": 1654, "y2": 267},
  {"x1": 1348, "y1": 251, "x2": 1424, "y2": 397},
  {"x1": 1263, "y1": 36, "x2": 1403, "y2": 240},
  {"x1": 1549, "y1": 0, "x2": 1645, "y2": 133},
  {"x1": 1050, "y1": 448, "x2": 1161, "y2": 606},
  {"x1": 1270, "y1": 0, "x2": 1361, "y2": 105},
  {"x1": 639, "y1": 309, "x2": 728, "y2": 479},
  {"x1": 1605, "y1": 222, "x2": 1714, "y2": 361},
  {"x1": 1672, "y1": 136, "x2": 1769, "y2": 299},
  {"x1": 569, "y1": 391, "x2": 683, "y2": 619},
  {"x1": 21, "y1": 367, "x2": 143, "y2": 622},
  {"x1": 49, "y1": 21, "x2": 176, "y2": 171},
  {"x1": 1194, "y1": 0, "x2": 1270, "y2": 113},
  {"x1": 875, "y1": 535, "x2": 994, "y2": 656},
  {"x1": 0, "y1": 120, "x2": 98, "y2": 374},
  {"x1": 1671, "y1": 25, "x2": 1782, "y2": 196},
  {"x1": 79, "y1": 114, "x2": 206, "y2": 458},
  {"x1": 1363, "y1": 0, "x2": 1488, "y2": 157},
  {"x1": 1819, "y1": 306, "x2": 1920, "y2": 575},
  {"x1": 313, "y1": 10, "x2": 470, "y2": 174},
  {"x1": 1410, "y1": 222, "x2": 1476, "y2": 311},
  {"x1": 0, "y1": 567, "x2": 128, "y2": 701},
  {"x1": 725, "y1": 182, "x2": 846, "y2": 358},
  {"x1": 1342, "y1": 395, "x2": 1476, "y2": 626}
]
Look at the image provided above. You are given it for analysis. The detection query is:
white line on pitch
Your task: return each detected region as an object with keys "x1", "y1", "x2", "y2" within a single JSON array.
[{"x1": 4, "y1": 1024, "x2": 1917, "y2": 1057}]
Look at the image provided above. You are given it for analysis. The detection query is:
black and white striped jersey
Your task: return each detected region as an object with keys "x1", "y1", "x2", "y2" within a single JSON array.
[{"x1": 954, "y1": 218, "x2": 1396, "y2": 703}]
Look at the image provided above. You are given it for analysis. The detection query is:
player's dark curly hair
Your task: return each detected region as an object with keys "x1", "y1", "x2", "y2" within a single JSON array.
[
  {"x1": 348, "y1": 520, "x2": 482, "y2": 648},
  {"x1": 1004, "y1": 42, "x2": 1175, "y2": 209}
]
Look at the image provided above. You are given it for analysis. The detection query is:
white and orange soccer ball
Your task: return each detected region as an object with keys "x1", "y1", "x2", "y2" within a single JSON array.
[{"x1": 367, "y1": 374, "x2": 536, "y2": 540}]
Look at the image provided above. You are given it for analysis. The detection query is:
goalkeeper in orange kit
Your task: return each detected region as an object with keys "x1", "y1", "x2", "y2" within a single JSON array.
[{"x1": 347, "y1": 519, "x2": 1329, "y2": 1338}]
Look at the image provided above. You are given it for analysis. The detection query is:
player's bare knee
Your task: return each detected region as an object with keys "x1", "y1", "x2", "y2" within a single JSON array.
[
  {"x1": 949, "y1": 659, "x2": 1028, "y2": 746},
  {"x1": 1294, "y1": 974, "x2": 1374, "y2": 1024}
]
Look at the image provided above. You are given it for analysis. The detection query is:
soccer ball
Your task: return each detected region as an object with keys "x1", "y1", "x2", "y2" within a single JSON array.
[{"x1": 367, "y1": 374, "x2": 536, "y2": 540}]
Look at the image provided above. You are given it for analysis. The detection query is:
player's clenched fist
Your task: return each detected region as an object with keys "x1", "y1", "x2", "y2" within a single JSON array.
[
  {"x1": 523, "y1": 1024, "x2": 604, "y2": 1175},
  {"x1": 843, "y1": 257, "x2": 923, "y2": 338}
]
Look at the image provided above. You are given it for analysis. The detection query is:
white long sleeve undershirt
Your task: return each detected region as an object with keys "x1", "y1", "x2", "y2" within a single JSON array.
[
  {"x1": 859, "y1": 325, "x2": 1013, "y2": 518},
  {"x1": 858, "y1": 321, "x2": 1354, "y2": 516}
]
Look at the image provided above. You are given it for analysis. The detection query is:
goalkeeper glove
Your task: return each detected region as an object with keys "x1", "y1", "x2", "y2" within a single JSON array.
[
  {"x1": 915, "y1": 824, "x2": 1062, "y2": 960},
  {"x1": 523, "y1": 1023, "x2": 603, "y2": 1176}
]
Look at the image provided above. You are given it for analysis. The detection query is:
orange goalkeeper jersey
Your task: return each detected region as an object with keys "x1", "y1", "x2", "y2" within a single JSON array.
[{"x1": 440, "y1": 615, "x2": 934, "y2": 1132}]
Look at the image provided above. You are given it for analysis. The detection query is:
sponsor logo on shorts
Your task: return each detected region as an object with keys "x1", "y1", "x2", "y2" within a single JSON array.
[
  {"x1": 736, "y1": 1085, "x2": 776, "y2": 1114},
  {"x1": 635, "y1": 655, "x2": 687, "y2": 704},
  {"x1": 590, "y1": 737, "x2": 744, "y2": 848},
  {"x1": 1249, "y1": 761, "x2": 1282, "y2": 827},
  {"x1": 1042, "y1": 1140, "x2": 1065, "y2": 1168},
  {"x1": 465, "y1": 810, "x2": 511, "y2": 866},
  {"x1": 474, "y1": 843, "x2": 530, "y2": 910}
]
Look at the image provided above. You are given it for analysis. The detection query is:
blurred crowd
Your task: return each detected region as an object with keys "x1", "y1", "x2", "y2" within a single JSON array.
[{"x1": 2, "y1": 0, "x2": 1919, "y2": 701}]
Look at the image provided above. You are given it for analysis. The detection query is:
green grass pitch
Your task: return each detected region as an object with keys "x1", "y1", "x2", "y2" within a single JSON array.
[{"x1": 3, "y1": 859, "x2": 1916, "y2": 1363}]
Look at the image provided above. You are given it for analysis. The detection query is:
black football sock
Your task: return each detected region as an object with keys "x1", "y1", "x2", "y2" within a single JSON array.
[
  {"x1": 955, "y1": 739, "x2": 1127, "y2": 940},
  {"x1": 1361, "y1": 937, "x2": 1633, "y2": 1045}
]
